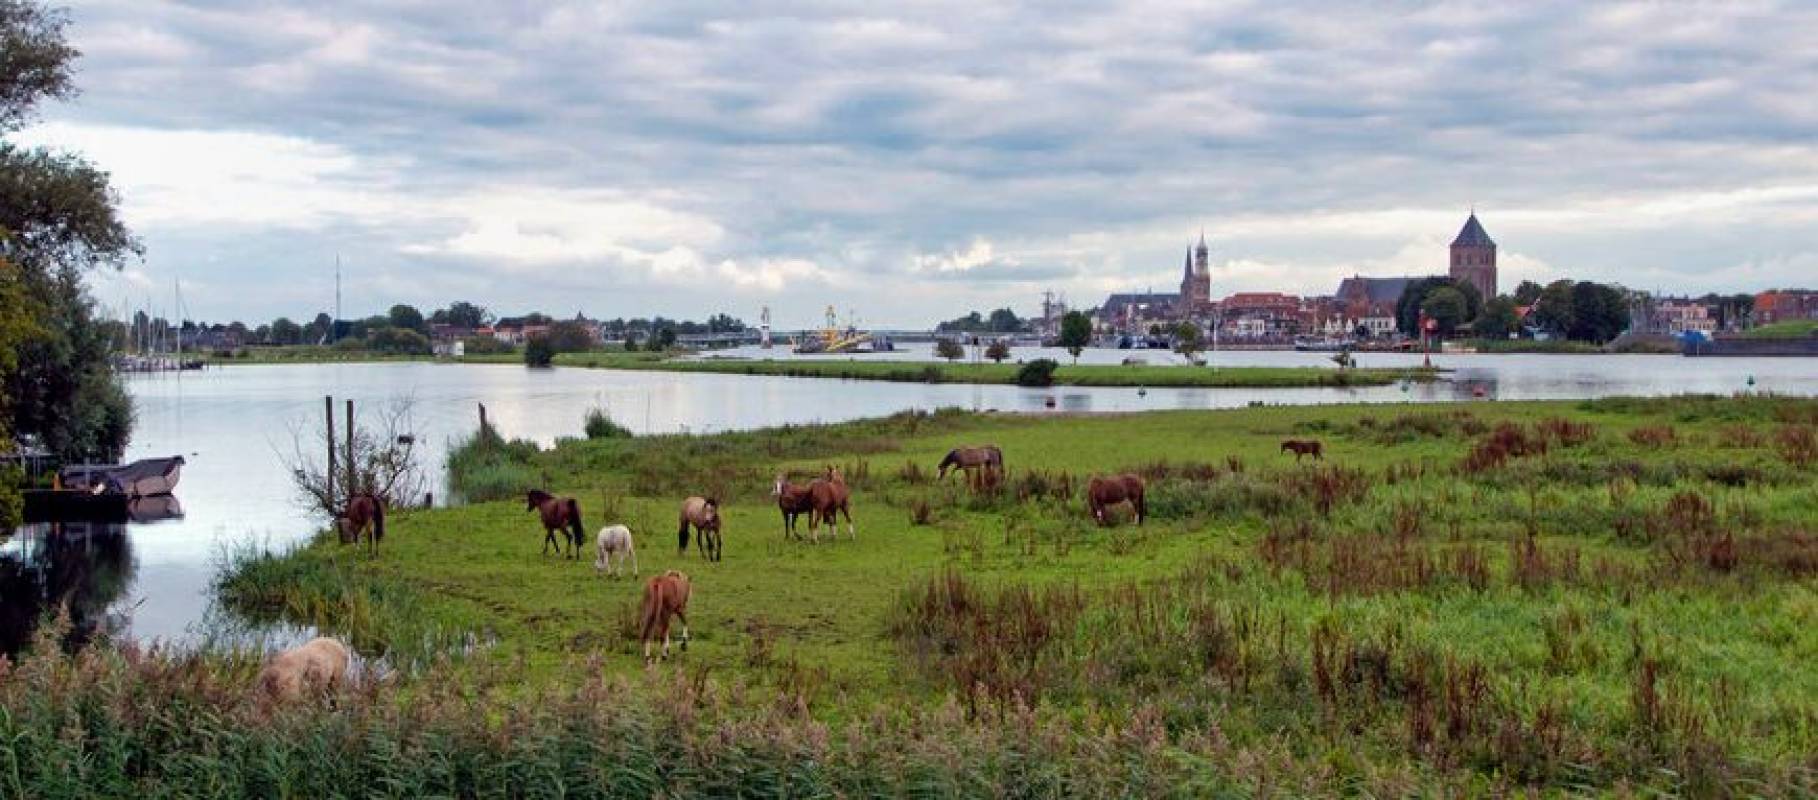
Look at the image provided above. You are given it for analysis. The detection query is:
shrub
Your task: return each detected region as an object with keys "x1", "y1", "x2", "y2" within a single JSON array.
[
  {"x1": 1016, "y1": 358, "x2": 1059, "y2": 387},
  {"x1": 445, "y1": 424, "x2": 541, "y2": 502},
  {"x1": 934, "y1": 339, "x2": 965, "y2": 361},
  {"x1": 460, "y1": 335, "x2": 513, "y2": 355},
  {"x1": 584, "y1": 407, "x2": 634, "y2": 439},
  {"x1": 1776, "y1": 424, "x2": 1817, "y2": 468},
  {"x1": 985, "y1": 340, "x2": 1011, "y2": 363},
  {"x1": 524, "y1": 335, "x2": 556, "y2": 367},
  {"x1": 1626, "y1": 424, "x2": 1678, "y2": 448}
]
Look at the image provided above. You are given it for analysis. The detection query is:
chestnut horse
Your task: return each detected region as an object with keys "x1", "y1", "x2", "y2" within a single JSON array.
[
  {"x1": 807, "y1": 466, "x2": 854, "y2": 544},
  {"x1": 937, "y1": 445, "x2": 1004, "y2": 489},
  {"x1": 526, "y1": 489, "x2": 585, "y2": 558},
  {"x1": 772, "y1": 474, "x2": 815, "y2": 540},
  {"x1": 1087, "y1": 474, "x2": 1146, "y2": 526},
  {"x1": 678, "y1": 496, "x2": 722, "y2": 561},
  {"x1": 640, "y1": 570, "x2": 691, "y2": 662},
  {"x1": 337, "y1": 492, "x2": 385, "y2": 555},
  {"x1": 1280, "y1": 439, "x2": 1324, "y2": 462}
]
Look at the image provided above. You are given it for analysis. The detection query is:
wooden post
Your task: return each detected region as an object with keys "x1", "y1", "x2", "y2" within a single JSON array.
[
  {"x1": 478, "y1": 402, "x2": 487, "y2": 435},
  {"x1": 345, "y1": 398, "x2": 356, "y2": 497},
  {"x1": 325, "y1": 395, "x2": 336, "y2": 511}
]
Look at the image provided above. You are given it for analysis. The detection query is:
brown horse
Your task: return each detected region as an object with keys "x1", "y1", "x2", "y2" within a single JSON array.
[
  {"x1": 937, "y1": 445, "x2": 1004, "y2": 490},
  {"x1": 772, "y1": 474, "x2": 815, "y2": 540},
  {"x1": 640, "y1": 570, "x2": 691, "y2": 662},
  {"x1": 807, "y1": 466, "x2": 854, "y2": 544},
  {"x1": 337, "y1": 492, "x2": 385, "y2": 555},
  {"x1": 678, "y1": 496, "x2": 722, "y2": 561},
  {"x1": 1087, "y1": 474, "x2": 1146, "y2": 526},
  {"x1": 526, "y1": 489, "x2": 585, "y2": 558},
  {"x1": 1280, "y1": 439, "x2": 1324, "y2": 462}
]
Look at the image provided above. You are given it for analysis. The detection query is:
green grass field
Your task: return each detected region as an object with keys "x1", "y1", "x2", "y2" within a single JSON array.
[
  {"x1": 463, "y1": 349, "x2": 1430, "y2": 388},
  {"x1": 183, "y1": 394, "x2": 1818, "y2": 795}
]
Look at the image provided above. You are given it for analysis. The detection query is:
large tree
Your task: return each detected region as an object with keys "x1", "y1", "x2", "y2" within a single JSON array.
[
  {"x1": 1395, "y1": 277, "x2": 1482, "y2": 337},
  {"x1": 1, "y1": 1, "x2": 139, "y2": 461},
  {"x1": 431, "y1": 301, "x2": 490, "y2": 329},
  {"x1": 1530, "y1": 280, "x2": 1576, "y2": 336},
  {"x1": 387, "y1": 304, "x2": 426, "y2": 334},
  {"x1": 1419, "y1": 287, "x2": 1469, "y2": 335},
  {"x1": 1058, "y1": 311, "x2": 1092, "y2": 364},
  {"x1": 1475, "y1": 296, "x2": 1522, "y2": 339},
  {"x1": 1568, "y1": 281, "x2": 1629, "y2": 344}
]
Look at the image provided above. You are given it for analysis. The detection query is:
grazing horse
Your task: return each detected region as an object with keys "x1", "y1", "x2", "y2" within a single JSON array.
[
  {"x1": 678, "y1": 496, "x2": 722, "y2": 562},
  {"x1": 257, "y1": 637, "x2": 350, "y2": 701},
  {"x1": 526, "y1": 489, "x2": 585, "y2": 558},
  {"x1": 772, "y1": 474, "x2": 816, "y2": 540},
  {"x1": 937, "y1": 445, "x2": 1005, "y2": 489},
  {"x1": 640, "y1": 570, "x2": 692, "y2": 662},
  {"x1": 1280, "y1": 439, "x2": 1324, "y2": 462},
  {"x1": 594, "y1": 524, "x2": 638, "y2": 578},
  {"x1": 807, "y1": 466, "x2": 855, "y2": 544},
  {"x1": 1087, "y1": 474, "x2": 1146, "y2": 526},
  {"x1": 337, "y1": 492, "x2": 385, "y2": 555}
]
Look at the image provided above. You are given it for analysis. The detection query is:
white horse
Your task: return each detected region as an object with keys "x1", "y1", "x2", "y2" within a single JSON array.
[
  {"x1": 594, "y1": 524, "x2": 638, "y2": 577},
  {"x1": 257, "y1": 637, "x2": 350, "y2": 701}
]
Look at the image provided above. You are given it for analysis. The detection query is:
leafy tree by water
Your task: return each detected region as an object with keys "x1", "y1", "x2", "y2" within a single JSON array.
[
  {"x1": 985, "y1": 340, "x2": 1011, "y2": 363},
  {"x1": 269, "y1": 316, "x2": 301, "y2": 344},
  {"x1": 1475, "y1": 296, "x2": 1522, "y2": 339},
  {"x1": 1531, "y1": 280, "x2": 1575, "y2": 335},
  {"x1": 387, "y1": 304, "x2": 426, "y2": 334},
  {"x1": 1568, "y1": 281, "x2": 1629, "y2": 344},
  {"x1": 1513, "y1": 280, "x2": 1545, "y2": 305},
  {"x1": 1420, "y1": 287, "x2": 1469, "y2": 335},
  {"x1": 1396, "y1": 277, "x2": 1482, "y2": 336},
  {"x1": 430, "y1": 301, "x2": 491, "y2": 329},
  {"x1": 545, "y1": 320, "x2": 595, "y2": 352},
  {"x1": 524, "y1": 335, "x2": 556, "y2": 366},
  {"x1": 1059, "y1": 311, "x2": 1092, "y2": 364},
  {"x1": 1172, "y1": 321, "x2": 1203, "y2": 362},
  {"x1": 1015, "y1": 358, "x2": 1058, "y2": 387},
  {"x1": 934, "y1": 339, "x2": 965, "y2": 361}
]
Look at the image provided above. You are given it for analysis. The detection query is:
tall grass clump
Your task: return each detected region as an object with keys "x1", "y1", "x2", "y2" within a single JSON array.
[
  {"x1": 445, "y1": 423, "x2": 540, "y2": 502},
  {"x1": 584, "y1": 406, "x2": 635, "y2": 439}
]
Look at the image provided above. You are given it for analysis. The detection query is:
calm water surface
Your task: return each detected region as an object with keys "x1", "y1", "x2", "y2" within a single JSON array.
[{"x1": 2, "y1": 353, "x2": 1812, "y2": 651}]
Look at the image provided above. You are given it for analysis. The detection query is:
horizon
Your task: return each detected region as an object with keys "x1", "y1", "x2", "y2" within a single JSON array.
[{"x1": 21, "y1": 2, "x2": 1818, "y2": 327}]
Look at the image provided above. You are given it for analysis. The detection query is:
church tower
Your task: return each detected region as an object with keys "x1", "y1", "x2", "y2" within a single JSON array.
[
  {"x1": 1180, "y1": 231, "x2": 1212, "y2": 313},
  {"x1": 1449, "y1": 213, "x2": 1497, "y2": 300}
]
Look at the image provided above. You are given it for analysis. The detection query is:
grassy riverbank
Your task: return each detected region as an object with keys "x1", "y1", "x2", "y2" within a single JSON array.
[
  {"x1": 465, "y1": 349, "x2": 1431, "y2": 388},
  {"x1": 148, "y1": 395, "x2": 1818, "y2": 795}
]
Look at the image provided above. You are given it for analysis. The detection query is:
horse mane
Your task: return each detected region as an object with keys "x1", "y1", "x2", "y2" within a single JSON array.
[
  {"x1": 937, "y1": 449, "x2": 959, "y2": 467},
  {"x1": 526, "y1": 488, "x2": 553, "y2": 506}
]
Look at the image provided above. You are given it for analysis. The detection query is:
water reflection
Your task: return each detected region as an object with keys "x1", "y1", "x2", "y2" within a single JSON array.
[{"x1": 0, "y1": 521, "x2": 138, "y2": 654}]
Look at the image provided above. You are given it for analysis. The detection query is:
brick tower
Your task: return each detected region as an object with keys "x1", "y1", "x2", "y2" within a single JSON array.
[{"x1": 1449, "y1": 212, "x2": 1497, "y2": 300}]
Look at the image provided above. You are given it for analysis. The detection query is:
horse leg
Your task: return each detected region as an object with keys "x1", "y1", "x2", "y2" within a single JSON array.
[
  {"x1": 843, "y1": 504, "x2": 854, "y2": 539},
  {"x1": 676, "y1": 610, "x2": 689, "y2": 652},
  {"x1": 629, "y1": 545, "x2": 638, "y2": 576},
  {"x1": 542, "y1": 529, "x2": 554, "y2": 556}
]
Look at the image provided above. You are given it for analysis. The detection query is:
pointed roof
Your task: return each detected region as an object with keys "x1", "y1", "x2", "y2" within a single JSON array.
[
  {"x1": 1451, "y1": 213, "x2": 1495, "y2": 248},
  {"x1": 1196, "y1": 229, "x2": 1209, "y2": 255},
  {"x1": 1183, "y1": 248, "x2": 1193, "y2": 280}
]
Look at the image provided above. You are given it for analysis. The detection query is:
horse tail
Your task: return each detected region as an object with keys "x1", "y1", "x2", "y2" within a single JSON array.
[
  {"x1": 371, "y1": 496, "x2": 385, "y2": 542},
  {"x1": 566, "y1": 498, "x2": 584, "y2": 542},
  {"x1": 678, "y1": 513, "x2": 691, "y2": 552}
]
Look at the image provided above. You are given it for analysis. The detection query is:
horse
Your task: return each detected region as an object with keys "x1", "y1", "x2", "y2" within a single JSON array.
[
  {"x1": 807, "y1": 466, "x2": 854, "y2": 544},
  {"x1": 337, "y1": 492, "x2": 385, "y2": 555},
  {"x1": 1280, "y1": 439, "x2": 1324, "y2": 462},
  {"x1": 526, "y1": 489, "x2": 585, "y2": 559},
  {"x1": 594, "y1": 524, "x2": 638, "y2": 578},
  {"x1": 772, "y1": 473, "x2": 816, "y2": 540},
  {"x1": 678, "y1": 496, "x2": 722, "y2": 562},
  {"x1": 1087, "y1": 474, "x2": 1146, "y2": 526},
  {"x1": 937, "y1": 445, "x2": 1004, "y2": 490},
  {"x1": 640, "y1": 570, "x2": 691, "y2": 662},
  {"x1": 257, "y1": 637, "x2": 350, "y2": 702}
]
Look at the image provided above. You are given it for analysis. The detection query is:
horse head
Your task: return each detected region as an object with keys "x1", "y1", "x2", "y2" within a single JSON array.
[
  {"x1": 936, "y1": 449, "x2": 958, "y2": 479},
  {"x1": 771, "y1": 474, "x2": 787, "y2": 497},
  {"x1": 526, "y1": 489, "x2": 552, "y2": 511}
]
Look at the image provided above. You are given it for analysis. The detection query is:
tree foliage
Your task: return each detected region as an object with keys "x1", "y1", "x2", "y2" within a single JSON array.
[
  {"x1": 984, "y1": 340, "x2": 1011, "y2": 363},
  {"x1": 1058, "y1": 311, "x2": 1092, "y2": 364},
  {"x1": 545, "y1": 320, "x2": 595, "y2": 353},
  {"x1": 1419, "y1": 287, "x2": 1468, "y2": 335},
  {"x1": 1513, "y1": 280, "x2": 1545, "y2": 306},
  {"x1": 524, "y1": 336, "x2": 556, "y2": 367},
  {"x1": 1567, "y1": 281, "x2": 1629, "y2": 344},
  {"x1": 936, "y1": 307, "x2": 1026, "y2": 334},
  {"x1": 1171, "y1": 321, "x2": 1203, "y2": 361},
  {"x1": 1396, "y1": 277, "x2": 1482, "y2": 336},
  {"x1": 1474, "y1": 296, "x2": 1521, "y2": 339},
  {"x1": 387, "y1": 304, "x2": 425, "y2": 334},
  {"x1": 934, "y1": 339, "x2": 965, "y2": 361},
  {"x1": 1015, "y1": 358, "x2": 1059, "y2": 387},
  {"x1": 430, "y1": 301, "x2": 491, "y2": 329}
]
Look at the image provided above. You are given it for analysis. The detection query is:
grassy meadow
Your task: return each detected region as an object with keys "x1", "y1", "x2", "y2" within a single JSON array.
[
  {"x1": 466, "y1": 348, "x2": 1431, "y2": 388},
  {"x1": 6, "y1": 395, "x2": 1816, "y2": 796}
]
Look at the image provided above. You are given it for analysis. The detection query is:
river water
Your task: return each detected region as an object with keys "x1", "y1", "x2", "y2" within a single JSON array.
[{"x1": 2, "y1": 353, "x2": 1813, "y2": 652}]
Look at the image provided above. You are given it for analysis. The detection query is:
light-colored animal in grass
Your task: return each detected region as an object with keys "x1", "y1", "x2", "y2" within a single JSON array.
[
  {"x1": 640, "y1": 570, "x2": 692, "y2": 662},
  {"x1": 937, "y1": 445, "x2": 1004, "y2": 490},
  {"x1": 593, "y1": 524, "x2": 638, "y2": 577},
  {"x1": 257, "y1": 637, "x2": 350, "y2": 701},
  {"x1": 678, "y1": 496, "x2": 722, "y2": 561}
]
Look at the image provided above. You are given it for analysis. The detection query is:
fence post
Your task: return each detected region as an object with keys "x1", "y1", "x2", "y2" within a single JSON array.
[
  {"x1": 325, "y1": 395, "x2": 336, "y2": 511},
  {"x1": 345, "y1": 398, "x2": 356, "y2": 497}
]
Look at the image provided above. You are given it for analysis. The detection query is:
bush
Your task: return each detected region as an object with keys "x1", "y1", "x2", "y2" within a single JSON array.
[
  {"x1": 934, "y1": 339, "x2": 965, "y2": 361},
  {"x1": 524, "y1": 335, "x2": 556, "y2": 367},
  {"x1": 985, "y1": 340, "x2": 1011, "y2": 363},
  {"x1": 445, "y1": 424, "x2": 541, "y2": 502},
  {"x1": 584, "y1": 407, "x2": 634, "y2": 439},
  {"x1": 460, "y1": 336, "x2": 512, "y2": 355},
  {"x1": 1016, "y1": 358, "x2": 1059, "y2": 387}
]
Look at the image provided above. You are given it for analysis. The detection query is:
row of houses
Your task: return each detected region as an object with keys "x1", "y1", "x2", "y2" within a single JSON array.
[
  {"x1": 1095, "y1": 280, "x2": 1405, "y2": 341},
  {"x1": 428, "y1": 314, "x2": 606, "y2": 346}
]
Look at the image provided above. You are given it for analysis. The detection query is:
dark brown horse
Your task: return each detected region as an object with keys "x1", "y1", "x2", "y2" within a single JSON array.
[
  {"x1": 1087, "y1": 474, "x2": 1145, "y2": 526},
  {"x1": 337, "y1": 492, "x2": 385, "y2": 555},
  {"x1": 640, "y1": 570, "x2": 692, "y2": 662},
  {"x1": 772, "y1": 473, "x2": 815, "y2": 540},
  {"x1": 678, "y1": 496, "x2": 722, "y2": 561},
  {"x1": 807, "y1": 466, "x2": 854, "y2": 544},
  {"x1": 526, "y1": 489, "x2": 585, "y2": 558},
  {"x1": 1280, "y1": 439, "x2": 1324, "y2": 462},
  {"x1": 937, "y1": 445, "x2": 1004, "y2": 490}
]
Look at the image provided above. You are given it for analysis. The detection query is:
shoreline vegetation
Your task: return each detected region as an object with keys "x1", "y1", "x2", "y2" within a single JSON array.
[{"x1": 77, "y1": 394, "x2": 1806, "y2": 796}]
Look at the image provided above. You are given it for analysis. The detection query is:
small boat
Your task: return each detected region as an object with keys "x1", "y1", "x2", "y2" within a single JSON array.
[{"x1": 59, "y1": 456, "x2": 186, "y2": 497}]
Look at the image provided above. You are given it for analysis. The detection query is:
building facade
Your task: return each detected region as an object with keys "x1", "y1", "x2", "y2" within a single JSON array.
[
  {"x1": 1448, "y1": 213, "x2": 1497, "y2": 301},
  {"x1": 1754, "y1": 290, "x2": 1818, "y2": 324}
]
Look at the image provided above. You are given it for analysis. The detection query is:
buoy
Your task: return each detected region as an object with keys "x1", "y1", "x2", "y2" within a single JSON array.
[
  {"x1": 1044, "y1": 396, "x2": 1057, "y2": 408},
  {"x1": 1137, "y1": 387, "x2": 1147, "y2": 397}
]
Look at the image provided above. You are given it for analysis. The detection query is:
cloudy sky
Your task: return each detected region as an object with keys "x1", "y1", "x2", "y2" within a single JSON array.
[{"x1": 17, "y1": 1, "x2": 1818, "y2": 327}]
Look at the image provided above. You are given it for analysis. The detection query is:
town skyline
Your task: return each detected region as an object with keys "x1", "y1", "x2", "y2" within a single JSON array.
[{"x1": 27, "y1": 2, "x2": 1818, "y2": 326}]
